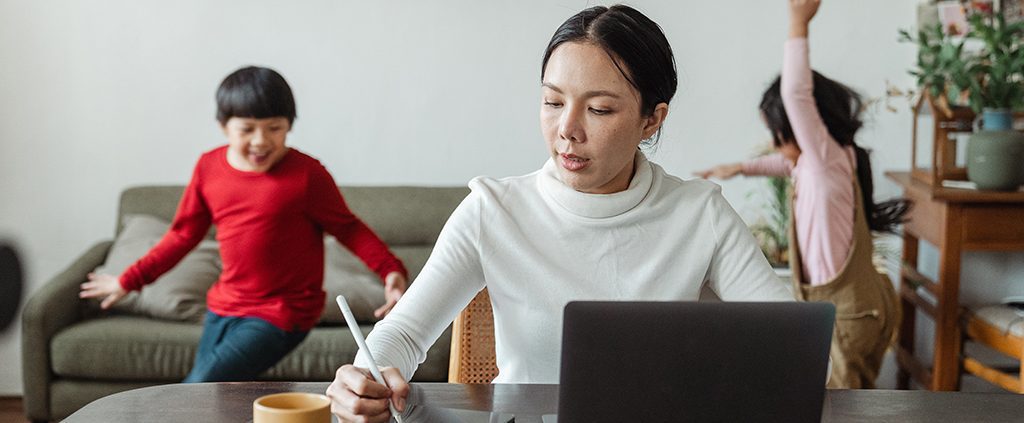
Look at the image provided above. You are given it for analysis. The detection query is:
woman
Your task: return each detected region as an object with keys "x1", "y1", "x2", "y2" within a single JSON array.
[{"x1": 328, "y1": 5, "x2": 793, "y2": 421}]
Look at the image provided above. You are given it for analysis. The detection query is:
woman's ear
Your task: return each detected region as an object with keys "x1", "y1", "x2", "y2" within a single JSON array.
[{"x1": 641, "y1": 103, "x2": 669, "y2": 140}]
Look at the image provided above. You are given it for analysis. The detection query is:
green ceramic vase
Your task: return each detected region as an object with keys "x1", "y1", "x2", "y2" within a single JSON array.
[{"x1": 966, "y1": 109, "x2": 1024, "y2": 191}]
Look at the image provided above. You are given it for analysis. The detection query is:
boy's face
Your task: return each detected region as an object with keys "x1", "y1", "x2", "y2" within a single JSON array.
[{"x1": 221, "y1": 117, "x2": 291, "y2": 173}]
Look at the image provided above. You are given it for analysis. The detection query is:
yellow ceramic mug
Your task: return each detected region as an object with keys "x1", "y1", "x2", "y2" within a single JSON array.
[{"x1": 253, "y1": 392, "x2": 331, "y2": 423}]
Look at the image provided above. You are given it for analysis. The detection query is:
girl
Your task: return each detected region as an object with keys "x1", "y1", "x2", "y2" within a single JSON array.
[
  {"x1": 696, "y1": 0, "x2": 908, "y2": 388},
  {"x1": 328, "y1": 5, "x2": 794, "y2": 422}
]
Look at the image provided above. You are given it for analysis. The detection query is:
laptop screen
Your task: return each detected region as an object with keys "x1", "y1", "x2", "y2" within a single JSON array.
[{"x1": 558, "y1": 301, "x2": 834, "y2": 423}]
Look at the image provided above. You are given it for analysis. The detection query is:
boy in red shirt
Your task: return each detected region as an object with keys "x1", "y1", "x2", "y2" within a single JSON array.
[{"x1": 80, "y1": 66, "x2": 408, "y2": 382}]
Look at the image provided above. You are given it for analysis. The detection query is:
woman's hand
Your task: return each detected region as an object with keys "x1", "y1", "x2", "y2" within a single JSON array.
[
  {"x1": 789, "y1": 0, "x2": 820, "y2": 38},
  {"x1": 327, "y1": 365, "x2": 408, "y2": 423},
  {"x1": 693, "y1": 163, "x2": 744, "y2": 180},
  {"x1": 374, "y1": 271, "x2": 407, "y2": 318},
  {"x1": 79, "y1": 273, "x2": 128, "y2": 309}
]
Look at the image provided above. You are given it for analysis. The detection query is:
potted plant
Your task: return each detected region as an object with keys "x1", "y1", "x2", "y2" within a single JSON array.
[
  {"x1": 962, "y1": 11, "x2": 1024, "y2": 190},
  {"x1": 748, "y1": 172, "x2": 790, "y2": 269},
  {"x1": 901, "y1": 9, "x2": 1024, "y2": 190},
  {"x1": 899, "y1": 23, "x2": 976, "y2": 114},
  {"x1": 960, "y1": 12, "x2": 1024, "y2": 114}
]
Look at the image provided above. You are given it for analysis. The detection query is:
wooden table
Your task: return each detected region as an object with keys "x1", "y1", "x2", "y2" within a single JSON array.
[
  {"x1": 886, "y1": 171, "x2": 1024, "y2": 391},
  {"x1": 64, "y1": 382, "x2": 1024, "y2": 422}
]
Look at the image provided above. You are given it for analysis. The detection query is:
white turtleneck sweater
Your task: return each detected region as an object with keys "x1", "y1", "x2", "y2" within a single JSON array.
[{"x1": 356, "y1": 153, "x2": 794, "y2": 383}]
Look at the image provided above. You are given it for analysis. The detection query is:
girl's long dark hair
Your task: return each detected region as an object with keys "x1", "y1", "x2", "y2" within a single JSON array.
[{"x1": 760, "y1": 72, "x2": 910, "y2": 233}]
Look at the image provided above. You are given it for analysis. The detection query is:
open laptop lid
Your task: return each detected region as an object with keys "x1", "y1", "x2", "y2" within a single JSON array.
[{"x1": 558, "y1": 301, "x2": 834, "y2": 423}]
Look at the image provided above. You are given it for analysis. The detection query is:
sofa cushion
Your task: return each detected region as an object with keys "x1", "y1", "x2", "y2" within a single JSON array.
[
  {"x1": 337, "y1": 186, "x2": 470, "y2": 246},
  {"x1": 392, "y1": 246, "x2": 432, "y2": 281},
  {"x1": 319, "y1": 242, "x2": 435, "y2": 324},
  {"x1": 95, "y1": 214, "x2": 221, "y2": 322},
  {"x1": 320, "y1": 238, "x2": 386, "y2": 324},
  {"x1": 52, "y1": 317, "x2": 199, "y2": 381},
  {"x1": 51, "y1": 316, "x2": 453, "y2": 382}
]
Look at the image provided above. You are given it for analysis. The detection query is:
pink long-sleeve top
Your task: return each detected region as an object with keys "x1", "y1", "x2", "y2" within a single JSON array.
[{"x1": 742, "y1": 38, "x2": 856, "y2": 286}]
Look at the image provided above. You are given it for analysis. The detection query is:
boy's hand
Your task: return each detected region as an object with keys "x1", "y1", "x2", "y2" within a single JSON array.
[
  {"x1": 79, "y1": 273, "x2": 128, "y2": 309},
  {"x1": 789, "y1": 0, "x2": 820, "y2": 37},
  {"x1": 374, "y1": 271, "x2": 407, "y2": 318}
]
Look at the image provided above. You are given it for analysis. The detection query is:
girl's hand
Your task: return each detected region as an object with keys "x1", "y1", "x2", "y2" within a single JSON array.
[
  {"x1": 327, "y1": 365, "x2": 408, "y2": 423},
  {"x1": 374, "y1": 271, "x2": 407, "y2": 318},
  {"x1": 79, "y1": 273, "x2": 128, "y2": 309},
  {"x1": 789, "y1": 0, "x2": 820, "y2": 37},
  {"x1": 693, "y1": 163, "x2": 744, "y2": 180}
]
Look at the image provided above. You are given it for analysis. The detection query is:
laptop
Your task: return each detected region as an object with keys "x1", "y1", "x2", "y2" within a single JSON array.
[{"x1": 558, "y1": 301, "x2": 835, "y2": 423}]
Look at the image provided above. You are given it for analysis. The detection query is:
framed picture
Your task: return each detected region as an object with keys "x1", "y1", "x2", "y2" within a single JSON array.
[
  {"x1": 1003, "y1": 0, "x2": 1024, "y2": 23},
  {"x1": 938, "y1": 1, "x2": 970, "y2": 35}
]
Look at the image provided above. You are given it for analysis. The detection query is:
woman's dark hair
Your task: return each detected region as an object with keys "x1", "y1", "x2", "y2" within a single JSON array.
[
  {"x1": 541, "y1": 5, "x2": 677, "y2": 145},
  {"x1": 760, "y1": 72, "x2": 910, "y2": 233},
  {"x1": 216, "y1": 66, "x2": 296, "y2": 126}
]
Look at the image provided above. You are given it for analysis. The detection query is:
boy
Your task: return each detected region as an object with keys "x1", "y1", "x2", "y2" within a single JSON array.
[{"x1": 80, "y1": 66, "x2": 408, "y2": 382}]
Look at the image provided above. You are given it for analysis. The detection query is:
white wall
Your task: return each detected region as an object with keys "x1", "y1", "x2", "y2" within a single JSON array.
[{"x1": 1, "y1": 0, "x2": 1018, "y2": 395}]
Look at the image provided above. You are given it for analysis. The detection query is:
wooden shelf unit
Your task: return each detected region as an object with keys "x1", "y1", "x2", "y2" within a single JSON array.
[{"x1": 886, "y1": 171, "x2": 1024, "y2": 391}]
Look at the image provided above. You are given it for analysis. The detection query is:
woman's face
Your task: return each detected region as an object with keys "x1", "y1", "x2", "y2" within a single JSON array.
[{"x1": 540, "y1": 42, "x2": 667, "y2": 194}]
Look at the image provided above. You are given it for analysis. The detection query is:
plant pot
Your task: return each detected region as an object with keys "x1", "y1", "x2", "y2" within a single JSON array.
[{"x1": 966, "y1": 110, "x2": 1024, "y2": 191}]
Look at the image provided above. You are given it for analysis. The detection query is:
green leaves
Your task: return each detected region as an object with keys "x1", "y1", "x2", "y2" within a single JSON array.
[
  {"x1": 964, "y1": 12, "x2": 1024, "y2": 111},
  {"x1": 900, "y1": 23, "x2": 969, "y2": 106},
  {"x1": 900, "y1": 10, "x2": 1024, "y2": 112},
  {"x1": 748, "y1": 174, "x2": 791, "y2": 268}
]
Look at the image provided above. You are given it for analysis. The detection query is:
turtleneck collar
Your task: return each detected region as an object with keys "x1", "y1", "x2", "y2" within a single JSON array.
[{"x1": 537, "y1": 150, "x2": 654, "y2": 219}]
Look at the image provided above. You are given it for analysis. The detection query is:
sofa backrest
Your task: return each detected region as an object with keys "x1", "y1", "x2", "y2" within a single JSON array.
[{"x1": 116, "y1": 185, "x2": 471, "y2": 278}]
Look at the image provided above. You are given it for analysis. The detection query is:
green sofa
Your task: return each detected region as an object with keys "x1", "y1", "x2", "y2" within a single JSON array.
[{"x1": 21, "y1": 185, "x2": 470, "y2": 422}]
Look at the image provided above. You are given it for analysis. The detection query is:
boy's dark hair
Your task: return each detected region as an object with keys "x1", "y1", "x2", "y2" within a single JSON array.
[
  {"x1": 216, "y1": 66, "x2": 296, "y2": 126},
  {"x1": 760, "y1": 72, "x2": 910, "y2": 233},
  {"x1": 541, "y1": 4, "x2": 677, "y2": 146}
]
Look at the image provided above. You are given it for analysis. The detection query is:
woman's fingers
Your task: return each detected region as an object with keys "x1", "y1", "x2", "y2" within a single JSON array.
[
  {"x1": 332, "y1": 386, "x2": 391, "y2": 417},
  {"x1": 334, "y1": 365, "x2": 392, "y2": 398},
  {"x1": 328, "y1": 365, "x2": 398, "y2": 422},
  {"x1": 381, "y1": 368, "x2": 409, "y2": 411}
]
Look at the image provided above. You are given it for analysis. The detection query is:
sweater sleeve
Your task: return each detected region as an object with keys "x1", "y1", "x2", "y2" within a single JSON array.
[
  {"x1": 781, "y1": 38, "x2": 847, "y2": 172},
  {"x1": 704, "y1": 188, "x2": 793, "y2": 302},
  {"x1": 306, "y1": 164, "x2": 406, "y2": 281},
  {"x1": 119, "y1": 162, "x2": 213, "y2": 291},
  {"x1": 741, "y1": 153, "x2": 792, "y2": 177},
  {"x1": 354, "y1": 190, "x2": 486, "y2": 380}
]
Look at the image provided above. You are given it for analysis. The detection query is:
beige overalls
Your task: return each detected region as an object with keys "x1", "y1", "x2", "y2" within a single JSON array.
[{"x1": 788, "y1": 179, "x2": 900, "y2": 389}]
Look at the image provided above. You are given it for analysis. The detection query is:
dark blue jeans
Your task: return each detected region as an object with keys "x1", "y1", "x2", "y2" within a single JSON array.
[{"x1": 183, "y1": 311, "x2": 309, "y2": 383}]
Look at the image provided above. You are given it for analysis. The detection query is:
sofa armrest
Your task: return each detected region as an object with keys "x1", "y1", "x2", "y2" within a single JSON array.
[{"x1": 21, "y1": 240, "x2": 112, "y2": 422}]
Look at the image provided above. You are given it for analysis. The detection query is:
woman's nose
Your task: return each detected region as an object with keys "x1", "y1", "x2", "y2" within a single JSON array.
[{"x1": 558, "y1": 107, "x2": 585, "y2": 143}]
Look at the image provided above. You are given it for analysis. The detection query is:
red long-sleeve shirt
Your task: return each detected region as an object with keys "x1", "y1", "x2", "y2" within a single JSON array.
[{"x1": 120, "y1": 146, "x2": 406, "y2": 331}]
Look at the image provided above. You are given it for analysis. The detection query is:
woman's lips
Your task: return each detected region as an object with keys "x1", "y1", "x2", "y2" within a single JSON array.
[{"x1": 560, "y1": 153, "x2": 590, "y2": 171}]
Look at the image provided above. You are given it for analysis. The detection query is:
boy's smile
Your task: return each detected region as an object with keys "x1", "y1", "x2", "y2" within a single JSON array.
[{"x1": 222, "y1": 116, "x2": 291, "y2": 172}]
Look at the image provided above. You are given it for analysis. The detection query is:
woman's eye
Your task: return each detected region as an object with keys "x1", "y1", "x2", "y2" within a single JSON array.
[
  {"x1": 589, "y1": 107, "x2": 611, "y2": 115},
  {"x1": 543, "y1": 101, "x2": 563, "y2": 108}
]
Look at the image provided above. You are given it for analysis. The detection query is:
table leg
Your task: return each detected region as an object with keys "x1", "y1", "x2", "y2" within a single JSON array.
[
  {"x1": 897, "y1": 232, "x2": 919, "y2": 390},
  {"x1": 932, "y1": 206, "x2": 963, "y2": 391}
]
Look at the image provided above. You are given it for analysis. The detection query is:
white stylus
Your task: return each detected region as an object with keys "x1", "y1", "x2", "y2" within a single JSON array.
[{"x1": 336, "y1": 295, "x2": 404, "y2": 423}]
